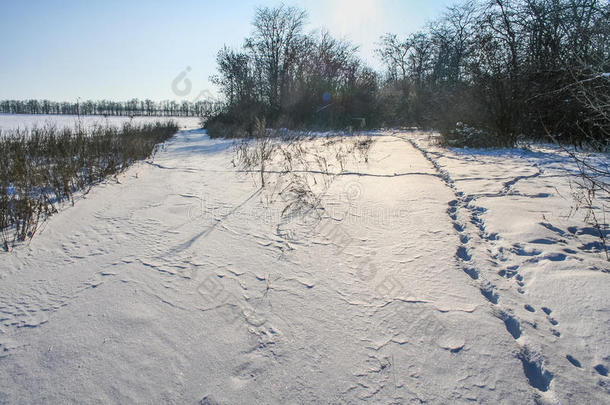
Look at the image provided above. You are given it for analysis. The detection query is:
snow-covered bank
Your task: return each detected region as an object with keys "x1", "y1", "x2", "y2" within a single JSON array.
[{"x1": 0, "y1": 129, "x2": 607, "y2": 404}]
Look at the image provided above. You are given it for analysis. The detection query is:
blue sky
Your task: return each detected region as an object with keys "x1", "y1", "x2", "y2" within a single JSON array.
[{"x1": 0, "y1": 0, "x2": 456, "y2": 101}]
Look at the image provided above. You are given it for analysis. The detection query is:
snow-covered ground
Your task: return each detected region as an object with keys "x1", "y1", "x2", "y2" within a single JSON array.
[
  {"x1": 0, "y1": 128, "x2": 608, "y2": 404},
  {"x1": 0, "y1": 113, "x2": 201, "y2": 132}
]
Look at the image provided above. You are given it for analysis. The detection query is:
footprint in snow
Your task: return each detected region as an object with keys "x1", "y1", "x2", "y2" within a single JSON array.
[
  {"x1": 594, "y1": 364, "x2": 608, "y2": 376},
  {"x1": 566, "y1": 355, "x2": 582, "y2": 368}
]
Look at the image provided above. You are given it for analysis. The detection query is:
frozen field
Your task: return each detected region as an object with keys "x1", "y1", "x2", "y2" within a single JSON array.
[
  {"x1": 0, "y1": 113, "x2": 201, "y2": 132},
  {"x1": 0, "y1": 128, "x2": 608, "y2": 404}
]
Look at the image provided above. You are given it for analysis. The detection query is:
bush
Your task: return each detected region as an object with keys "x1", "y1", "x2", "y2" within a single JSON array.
[
  {"x1": 442, "y1": 122, "x2": 510, "y2": 148},
  {"x1": 205, "y1": 120, "x2": 249, "y2": 139}
]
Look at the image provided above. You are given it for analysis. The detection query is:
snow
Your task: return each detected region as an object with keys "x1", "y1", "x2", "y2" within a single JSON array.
[
  {"x1": 0, "y1": 113, "x2": 201, "y2": 132},
  {"x1": 0, "y1": 128, "x2": 608, "y2": 404}
]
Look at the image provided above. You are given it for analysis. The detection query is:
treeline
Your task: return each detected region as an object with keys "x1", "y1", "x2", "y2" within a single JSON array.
[
  {"x1": 207, "y1": 0, "x2": 609, "y2": 147},
  {"x1": 0, "y1": 99, "x2": 220, "y2": 118},
  {"x1": 4, "y1": 1, "x2": 607, "y2": 146},
  {"x1": 206, "y1": 5, "x2": 378, "y2": 136},
  {"x1": 376, "y1": 0, "x2": 609, "y2": 146}
]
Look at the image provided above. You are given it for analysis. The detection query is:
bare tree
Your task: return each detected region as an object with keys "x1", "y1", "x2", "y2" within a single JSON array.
[
  {"x1": 245, "y1": 5, "x2": 308, "y2": 116},
  {"x1": 376, "y1": 34, "x2": 411, "y2": 82}
]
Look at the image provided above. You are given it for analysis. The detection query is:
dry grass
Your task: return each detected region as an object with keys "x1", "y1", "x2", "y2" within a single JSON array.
[
  {"x1": 233, "y1": 124, "x2": 375, "y2": 221},
  {"x1": 0, "y1": 120, "x2": 178, "y2": 250}
]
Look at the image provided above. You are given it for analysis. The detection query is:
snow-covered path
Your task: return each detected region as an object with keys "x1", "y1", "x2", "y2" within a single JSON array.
[{"x1": 0, "y1": 130, "x2": 608, "y2": 404}]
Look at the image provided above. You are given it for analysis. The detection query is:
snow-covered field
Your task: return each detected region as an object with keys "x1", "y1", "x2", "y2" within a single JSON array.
[
  {"x1": 0, "y1": 113, "x2": 201, "y2": 132},
  {"x1": 0, "y1": 127, "x2": 608, "y2": 404}
]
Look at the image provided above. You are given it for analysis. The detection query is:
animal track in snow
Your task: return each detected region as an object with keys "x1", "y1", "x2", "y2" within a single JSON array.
[
  {"x1": 594, "y1": 364, "x2": 608, "y2": 376},
  {"x1": 566, "y1": 354, "x2": 582, "y2": 368},
  {"x1": 401, "y1": 135, "x2": 571, "y2": 395}
]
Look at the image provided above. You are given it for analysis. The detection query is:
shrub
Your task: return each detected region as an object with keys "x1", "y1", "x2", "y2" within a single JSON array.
[{"x1": 442, "y1": 122, "x2": 509, "y2": 148}]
